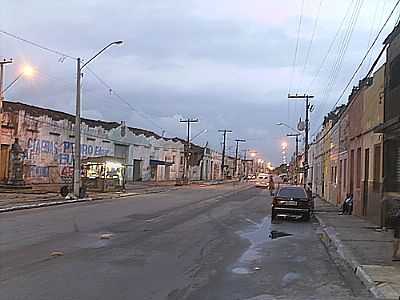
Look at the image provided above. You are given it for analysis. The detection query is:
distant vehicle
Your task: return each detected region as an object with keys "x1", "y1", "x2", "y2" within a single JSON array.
[
  {"x1": 278, "y1": 173, "x2": 288, "y2": 183},
  {"x1": 271, "y1": 186, "x2": 312, "y2": 222},
  {"x1": 246, "y1": 174, "x2": 256, "y2": 180},
  {"x1": 255, "y1": 173, "x2": 270, "y2": 188}
]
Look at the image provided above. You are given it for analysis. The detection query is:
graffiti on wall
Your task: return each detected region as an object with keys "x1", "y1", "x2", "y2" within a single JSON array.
[{"x1": 25, "y1": 138, "x2": 111, "y2": 181}]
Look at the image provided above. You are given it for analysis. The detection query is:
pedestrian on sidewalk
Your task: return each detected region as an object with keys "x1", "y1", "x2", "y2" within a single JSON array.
[
  {"x1": 268, "y1": 176, "x2": 275, "y2": 196},
  {"x1": 340, "y1": 194, "x2": 353, "y2": 215},
  {"x1": 392, "y1": 207, "x2": 400, "y2": 261},
  {"x1": 306, "y1": 183, "x2": 314, "y2": 213}
]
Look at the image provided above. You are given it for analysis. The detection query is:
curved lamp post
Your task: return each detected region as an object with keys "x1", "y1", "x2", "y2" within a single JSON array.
[{"x1": 74, "y1": 41, "x2": 123, "y2": 198}]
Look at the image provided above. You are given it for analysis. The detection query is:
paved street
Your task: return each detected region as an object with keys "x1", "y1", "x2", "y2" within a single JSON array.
[{"x1": 1, "y1": 183, "x2": 371, "y2": 300}]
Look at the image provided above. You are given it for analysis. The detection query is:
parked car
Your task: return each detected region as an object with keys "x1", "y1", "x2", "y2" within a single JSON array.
[
  {"x1": 271, "y1": 186, "x2": 312, "y2": 222},
  {"x1": 255, "y1": 173, "x2": 270, "y2": 188}
]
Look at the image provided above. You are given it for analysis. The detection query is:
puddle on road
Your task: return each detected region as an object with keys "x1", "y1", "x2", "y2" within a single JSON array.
[
  {"x1": 231, "y1": 217, "x2": 294, "y2": 275},
  {"x1": 231, "y1": 216, "x2": 271, "y2": 275},
  {"x1": 232, "y1": 267, "x2": 252, "y2": 275}
]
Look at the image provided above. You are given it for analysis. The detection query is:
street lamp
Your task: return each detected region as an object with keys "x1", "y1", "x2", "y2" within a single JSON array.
[
  {"x1": 276, "y1": 122, "x2": 303, "y2": 135},
  {"x1": 74, "y1": 41, "x2": 123, "y2": 198},
  {"x1": 1, "y1": 65, "x2": 35, "y2": 96}
]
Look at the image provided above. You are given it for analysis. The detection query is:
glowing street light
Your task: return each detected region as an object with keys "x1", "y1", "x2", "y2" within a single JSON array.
[
  {"x1": 21, "y1": 65, "x2": 35, "y2": 77},
  {"x1": 2, "y1": 64, "x2": 36, "y2": 96},
  {"x1": 281, "y1": 142, "x2": 288, "y2": 149}
]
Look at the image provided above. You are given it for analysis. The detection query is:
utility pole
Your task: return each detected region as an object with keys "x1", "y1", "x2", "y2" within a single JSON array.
[
  {"x1": 180, "y1": 118, "x2": 199, "y2": 182},
  {"x1": 234, "y1": 139, "x2": 246, "y2": 177},
  {"x1": 74, "y1": 58, "x2": 82, "y2": 198},
  {"x1": 288, "y1": 93, "x2": 314, "y2": 186},
  {"x1": 242, "y1": 149, "x2": 249, "y2": 178},
  {"x1": 219, "y1": 129, "x2": 232, "y2": 178},
  {"x1": 287, "y1": 133, "x2": 300, "y2": 184},
  {"x1": 0, "y1": 58, "x2": 13, "y2": 112}
]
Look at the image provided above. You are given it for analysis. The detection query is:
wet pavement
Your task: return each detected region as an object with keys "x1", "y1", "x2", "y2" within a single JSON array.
[{"x1": 1, "y1": 184, "x2": 372, "y2": 300}]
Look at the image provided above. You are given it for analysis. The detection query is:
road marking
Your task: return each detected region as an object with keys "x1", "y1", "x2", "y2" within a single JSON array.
[{"x1": 245, "y1": 218, "x2": 258, "y2": 225}]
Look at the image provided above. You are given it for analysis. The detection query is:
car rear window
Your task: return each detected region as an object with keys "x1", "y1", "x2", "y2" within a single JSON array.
[{"x1": 277, "y1": 187, "x2": 307, "y2": 199}]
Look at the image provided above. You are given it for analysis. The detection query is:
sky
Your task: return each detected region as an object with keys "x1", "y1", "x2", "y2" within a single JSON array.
[{"x1": 1, "y1": 0, "x2": 399, "y2": 164}]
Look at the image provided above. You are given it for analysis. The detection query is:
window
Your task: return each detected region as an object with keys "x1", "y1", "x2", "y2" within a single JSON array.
[
  {"x1": 339, "y1": 160, "x2": 343, "y2": 188},
  {"x1": 390, "y1": 54, "x2": 400, "y2": 90},
  {"x1": 373, "y1": 144, "x2": 381, "y2": 182},
  {"x1": 180, "y1": 156, "x2": 184, "y2": 165},
  {"x1": 350, "y1": 150, "x2": 355, "y2": 191},
  {"x1": 277, "y1": 187, "x2": 307, "y2": 199},
  {"x1": 356, "y1": 148, "x2": 362, "y2": 189}
]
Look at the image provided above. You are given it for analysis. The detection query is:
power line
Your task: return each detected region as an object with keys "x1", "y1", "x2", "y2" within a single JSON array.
[
  {"x1": 300, "y1": 0, "x2": 324, "y2": 88},
  {"x1": 312, "y1": 0, "x2": 363, "y2": 131},
  {"x1": 319, "y1": 0, "x2": 364, "y2": 111},
  {"x1": 85, "y1": 67, "x2": 167, "y2": 134},
  {"x1": 330, "y1": 0, "x2": 400, "y2": 111},
  {"x1": 289, "y1": 0, "x2": 305, "y2": 93},
  {"x1": 311, "y1": 0, "x2": 400, "y2": 143},
  {"x1": 288, "y1": 0, "x2": 305, "y2": 126},
  {"x1": 307, "y1": 0, "x2": 355, "y2": 91},
  {"x1": 0, "y1": 29, "x2": 76, "y2": 60}
]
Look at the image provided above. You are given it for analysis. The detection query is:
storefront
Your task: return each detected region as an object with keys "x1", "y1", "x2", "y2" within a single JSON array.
[{"x1": 82, "y1": 156, "x2": 126, "y2": 192}]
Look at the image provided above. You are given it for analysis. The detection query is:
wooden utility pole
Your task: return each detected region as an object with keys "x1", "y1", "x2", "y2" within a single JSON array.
[
  {"x1": 0, "y1": 58, "x2": 13, "y2": 112},
  {"x1": 218, "y1": 129, "x2": 232, "y2": 178},
  {"x1": 287, "y1": 133, "x2": 301, "y2": 184},
  {"x1": 234, "y1": 139, "x2": 246, "y2": 177},
  {"x1": 288, "y1": 93, "x2": 314, "y2": 186},
  {"x1": 180, "y1": 118, "x2": 198, "y2": 182}
]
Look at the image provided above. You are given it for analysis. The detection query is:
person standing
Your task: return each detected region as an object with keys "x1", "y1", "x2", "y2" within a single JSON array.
[{"x1": 268, "y1": 176, "x2": 275, "y2": 196}]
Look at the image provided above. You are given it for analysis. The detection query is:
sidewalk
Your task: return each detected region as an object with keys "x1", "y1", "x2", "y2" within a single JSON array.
[
  {"x1": 315, "y1": 197, "x2": 400, "y2": 299},
  {"x1": 0, "y1": 180, "x2": 240, "y2": 213}
]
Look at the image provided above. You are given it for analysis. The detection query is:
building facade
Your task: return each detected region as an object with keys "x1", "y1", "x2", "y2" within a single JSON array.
[
  {"x1": 0, "y1": 100, "x2": 227, "y2": 189},
  {"x1": 310, "y1": 65, "x2": 385, "y2": 225}
]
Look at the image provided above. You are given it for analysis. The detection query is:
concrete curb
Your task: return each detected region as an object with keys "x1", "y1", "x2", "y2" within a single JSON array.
[
  {"x1": 315, "y1": 214, "x2": 395, "y2": 299},
  {"x1": 0, "y1": 197, "x2": 93, "y2": 213},
  {"x1": 0, "y1": 182, "x2": 248, "y2": 214}
]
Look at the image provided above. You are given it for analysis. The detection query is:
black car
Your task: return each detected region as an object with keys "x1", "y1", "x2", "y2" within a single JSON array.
[{"x1": 271, "y1": 186, "x2": 312, "y2": 222}]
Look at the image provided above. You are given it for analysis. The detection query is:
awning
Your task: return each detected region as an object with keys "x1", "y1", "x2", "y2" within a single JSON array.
[
  {"x1": 81, "y1": 156, "x2": 125, "y2": 164},
  {"x1": 150, "y1": 159, "x2": 173, "y2": 166}
]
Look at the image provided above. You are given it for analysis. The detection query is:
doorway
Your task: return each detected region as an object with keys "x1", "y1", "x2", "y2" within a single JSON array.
[
  {"x1": 363, "y1": 148, "x2": 370, "y2": 216},
  {"x1": 133, "y1": 159, "x2": 142, "y2": 181},
  {"x1": 0, "y1": 145, "x2": 10, "y2": 182}
]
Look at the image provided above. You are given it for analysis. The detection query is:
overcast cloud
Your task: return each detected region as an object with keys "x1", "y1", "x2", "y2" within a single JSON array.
[{"x1": 1, "y1": 0, "x2": 398, "y2": 163}]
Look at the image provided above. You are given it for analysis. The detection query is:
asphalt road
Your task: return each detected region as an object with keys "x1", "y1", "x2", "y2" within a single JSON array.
[{"x1": 0, "y1": 183, "x2": 372, "y2": 300}]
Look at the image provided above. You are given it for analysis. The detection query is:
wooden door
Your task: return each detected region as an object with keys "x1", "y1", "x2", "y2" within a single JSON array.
[{"x1": 0, "y1": 145, "x2": 10, "y2": 182}]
